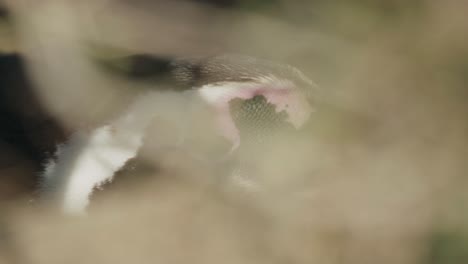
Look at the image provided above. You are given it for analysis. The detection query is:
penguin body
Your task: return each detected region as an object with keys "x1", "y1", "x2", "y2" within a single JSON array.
[{"x1": 41, "y1": 54, "x2": 317, "y2": 214}]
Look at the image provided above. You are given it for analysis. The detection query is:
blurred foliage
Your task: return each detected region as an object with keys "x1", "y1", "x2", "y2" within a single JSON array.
[
  {"x1": 0, "y1": 6, "x2": 16, "y2": 53},
  {"x1": 238, "y1": 0, "x2": 280, "y2": 11},
  {"x1": 429, "y1": 230, "x2": 468, "y2": 264}
]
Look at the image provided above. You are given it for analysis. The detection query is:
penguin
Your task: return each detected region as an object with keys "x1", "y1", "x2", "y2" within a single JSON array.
[{"x1": 40, "y1": 54, "x2": 318, "y2": 214}]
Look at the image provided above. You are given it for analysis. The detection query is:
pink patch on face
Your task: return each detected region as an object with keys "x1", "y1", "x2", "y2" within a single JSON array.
[
  {"x1": 198, "y1": 82, "x2": 313, "y2": 150},
  {"x1": 252, "y1": 88, "x2": 312, "y2": 129}
]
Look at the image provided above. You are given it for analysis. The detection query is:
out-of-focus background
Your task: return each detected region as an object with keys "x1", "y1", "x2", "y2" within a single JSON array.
[{"x1": 0, "y1": 0, "x2": 468, "y2": 263}]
